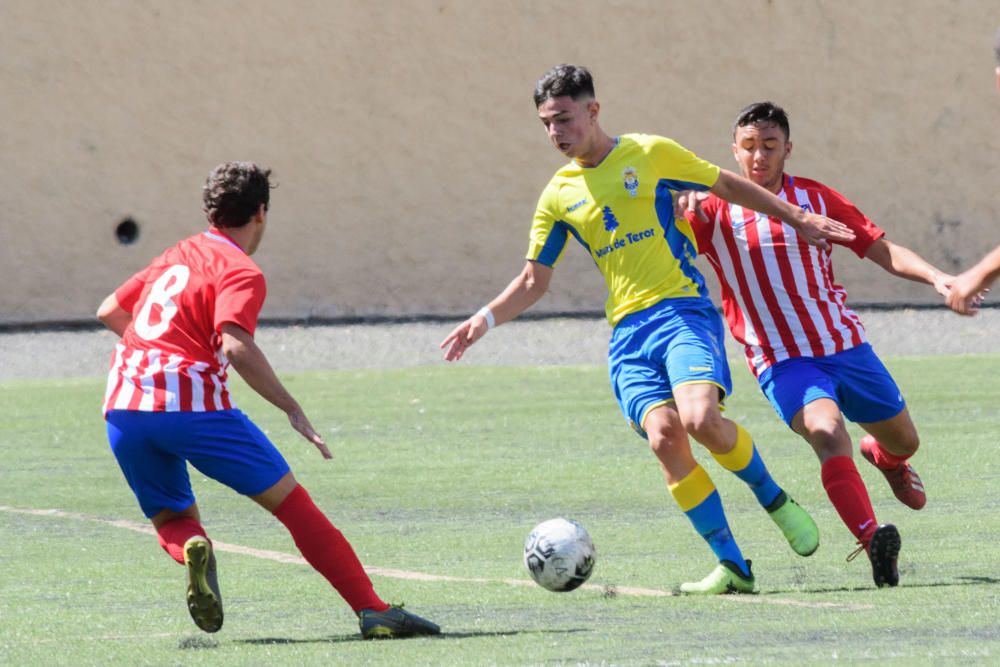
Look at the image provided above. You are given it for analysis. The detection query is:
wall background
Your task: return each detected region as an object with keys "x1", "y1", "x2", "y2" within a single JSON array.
[{"x1": 2, "y1": 0, "x2": 997, "y2": 325}]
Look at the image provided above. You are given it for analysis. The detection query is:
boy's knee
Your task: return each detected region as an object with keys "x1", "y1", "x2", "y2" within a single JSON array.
[{"x1": 684, "y1": 414, "x2": 727, "y2": 448}]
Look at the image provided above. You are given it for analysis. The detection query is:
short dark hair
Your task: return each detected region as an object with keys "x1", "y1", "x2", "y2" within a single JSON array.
[
  {"x1": 533, "y1": 64, "x2": 596, "y2": 108},
  {"x1": 733, "y1": 101, "x2": 790, "y2": 140},
  {"x1": 202, "y1": 162, "x2": 273, "y2": 228}
]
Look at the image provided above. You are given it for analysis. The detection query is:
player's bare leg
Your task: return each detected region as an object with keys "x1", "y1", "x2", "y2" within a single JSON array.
[
  {"x1": 151, "y1": 504, "x2": 223, "y2": 632},
  {"x1": 644, "y1": 403, "x2": 755, "y2": 593},
  {"x1": 792, "y1": 398, "x2": 900, "y2": 587},
  {"x1": 644, "y1": 402, "x2": 699, "y2": 486},
  {"x1": 674, "y1": 383, "x2": 819, "y2": 557},
  {"x1": 858, "y1": 409, "x2": 926, "y2": 510}
]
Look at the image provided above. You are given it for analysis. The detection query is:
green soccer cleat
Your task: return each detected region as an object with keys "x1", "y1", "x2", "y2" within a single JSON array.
[
  {"x1": 183, "y1": 536, "x2": 223, "y2": 633},
  {"x1": 679, "y1": 560, "x2": 755, "y2": 595},
  {"x1": 768, "y1": 492, "x2": 820, "y2": 557},
  {"x1": 359, "y1": 604, "x2": 441, "y2": 639}
]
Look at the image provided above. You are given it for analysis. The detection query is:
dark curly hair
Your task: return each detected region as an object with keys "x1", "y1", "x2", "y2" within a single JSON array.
[
  {"x1": 733, "y1": 101, "x2": 790, "y2": 141},
  {"x1": 202, "y1": 162, "x2": 273, "y2": 228},
  {"x1": 533, "y1": 64, "x2": 596, "y2": 108}
]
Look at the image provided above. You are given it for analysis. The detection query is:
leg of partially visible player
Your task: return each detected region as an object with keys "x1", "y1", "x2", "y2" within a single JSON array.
[
  {"x1": 858, "y1": 408, "x2": 926, "y2": 510},
  {"x1": 151, "y1": 504, "x2": 224, "y2": 633},
  {"x1": 643, "y1": 402, "x2": 755, "y2": 594},
  {"x1": 833, "y1": 346, "x2": 926, "y2": 511},
  {"x1": 256, "y1": 471, "x2": 439, "y2": 639},
  {"x1": 254, "y1": 471, "x2": 388, "y2": 612},
  {"x1": 792, "y1": 398, "x2": 900, "y2": 587},
  {"x1": 106, "y1": 410, "x2": 226, "y2": 632},
  {"x1": 674, "y1": 382, "x2": 820, "y2": 560}
]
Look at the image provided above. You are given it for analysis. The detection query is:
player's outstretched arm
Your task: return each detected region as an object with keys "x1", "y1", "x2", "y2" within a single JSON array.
[
  {"x1": 220, "y1": 323, "x2": 332, "y2": 459},
  {"x1": 96, "y1": 293, "x2": 132, "y2": 337},
  {"x1": 864, "y1": 238, "x2": 954, "y2": 296},
  {"x1": 946, "y1": 244, "x2": 1000, "y2": 316},
  {"x1": 440, "y1": 260, "x2": 553, "y2": 362},
  {"x1": 710, "y1": 170, "x2": 856, "y2": 249}
]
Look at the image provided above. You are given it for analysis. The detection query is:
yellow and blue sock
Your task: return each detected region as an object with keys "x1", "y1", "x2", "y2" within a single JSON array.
[
  {"x1": 669, "y1": 464, "x2": 749, "y2": 576},
  {"x1": 712, "y1": 423, "x2": 783, "y2": 509}
]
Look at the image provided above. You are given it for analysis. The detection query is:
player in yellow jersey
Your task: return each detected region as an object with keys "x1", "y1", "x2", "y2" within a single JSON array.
[{"x1": 441, "y1": 64, "x2": 855, "y2": 593}]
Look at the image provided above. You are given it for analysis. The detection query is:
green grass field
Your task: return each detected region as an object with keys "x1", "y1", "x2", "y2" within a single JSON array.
[{"x1": 2, "y1": 353, "x2": 1000, "y2": 665}]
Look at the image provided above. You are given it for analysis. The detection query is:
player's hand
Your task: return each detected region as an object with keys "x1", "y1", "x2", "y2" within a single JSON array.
[
  {"x1": 930, "y1": 271, "x2": 957, "y2": 299},
  {"x1": 288, "y1": 408, "x2": 332, "y2": 459},
  {"x1": 440, "y1": 314, "x2": 490, "y2": 362},
  {"x1": 946, "y1": 269, "x2": 989, "y2": 316},
  {"x1": 675, "y1": 191, "x2": 710, "y2": 223},
  {"x1": 797, "y1": 213, "x2": 856, "y2": 251}
]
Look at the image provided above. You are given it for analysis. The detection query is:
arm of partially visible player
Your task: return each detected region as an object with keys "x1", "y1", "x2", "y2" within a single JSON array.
[
  {"x1": 220, "y1": 322, "x2": 332, "y2": 459},
  {"x1": 864, "y1": 238, "x2": 953, "y2": 297},
  {"x1": 96, "y1": 293, "x2": 132, "y2": 337},
  {"x1": 710, "y1": 169, "x2": 856, "y2": 249},
  {"x1": 439, "y1": 260, "x2": 553, "y2": 362},
  {"x1": 946, "y1": 244, "x2": 1000, "y2": 316}
]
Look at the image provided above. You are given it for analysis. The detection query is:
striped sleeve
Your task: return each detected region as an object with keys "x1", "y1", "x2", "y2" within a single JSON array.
[{"x1": 818, "y1": 183, "x2": 885, "y2": 258}]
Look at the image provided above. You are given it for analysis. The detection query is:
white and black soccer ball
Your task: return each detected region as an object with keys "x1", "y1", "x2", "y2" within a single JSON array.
[{"x1": 523, "y1": 517, "x2": 596, "y2": 592}]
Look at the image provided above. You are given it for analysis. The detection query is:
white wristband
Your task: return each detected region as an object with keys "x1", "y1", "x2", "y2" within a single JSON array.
[{"x1": 476, "y1": 306, "x2": 495, "y2": 330}]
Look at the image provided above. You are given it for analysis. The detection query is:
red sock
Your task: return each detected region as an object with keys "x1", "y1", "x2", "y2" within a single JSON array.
[
  {"x1": 156, "y1": 517, "x2": 207, "y2": 565},
  {"x1": 868, "y1": 439, "x2": 907, "y2": 468},
  {"x1": 273, "y1": 484, "x2": 388, "y2": 613},
  {"x1": 821, "y1": 456, "x2": 878, "y2": 544}
]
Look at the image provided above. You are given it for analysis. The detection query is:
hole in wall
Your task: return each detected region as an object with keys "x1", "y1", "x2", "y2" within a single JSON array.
[{"x1": 115, "y1": 217, "x2": 140, "y2": 245}]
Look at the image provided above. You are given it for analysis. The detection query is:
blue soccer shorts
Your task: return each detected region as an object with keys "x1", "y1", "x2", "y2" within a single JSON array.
[
  {"x1": 609, "y1": 298, "x2": 732, "y2": 438},
  {"x1": 757, "y1": 343, "x2": 906, "y2": 427},
  {"x1": 106, "y1": 409, "x2": 291, "y2": 518}
]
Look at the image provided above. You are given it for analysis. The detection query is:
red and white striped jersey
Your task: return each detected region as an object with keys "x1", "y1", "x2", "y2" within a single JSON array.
[
  {"x1": 689, "y1": 174, "x2": 884, "y2": 377},
  {"x1": 102, "y1": 228, "x2": 266, "y2": 414}
]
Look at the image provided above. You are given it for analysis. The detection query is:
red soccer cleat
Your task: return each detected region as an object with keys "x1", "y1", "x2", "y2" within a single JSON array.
[{"x1": 859, "y1": 435, "x2": 926, "y2": 510}]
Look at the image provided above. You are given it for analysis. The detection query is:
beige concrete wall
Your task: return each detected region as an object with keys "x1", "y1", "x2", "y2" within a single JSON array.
[{"x1": 2, "y1": 0, "x2": 998, "y2": 325}]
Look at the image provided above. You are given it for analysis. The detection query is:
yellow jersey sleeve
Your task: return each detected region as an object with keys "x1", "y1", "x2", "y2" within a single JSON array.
[
  {"x1": 526, "y1": 182, "x2": 571, "y2": 267},
  {"x1": 643, "y1": 135, "x2": 720, "y2": 192}
]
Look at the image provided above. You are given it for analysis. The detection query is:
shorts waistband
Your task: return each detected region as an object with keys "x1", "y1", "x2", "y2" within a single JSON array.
[{"x1": 614, "y1": 296, "x2": 714, "y2": 331}]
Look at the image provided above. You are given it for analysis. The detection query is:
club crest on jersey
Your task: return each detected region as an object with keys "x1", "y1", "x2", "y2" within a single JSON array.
[
  {"x1": 602, "y1": 206, "x2": 620, "y2": 231},
  {"x1": 622, "y1": 167, "x2": 639, "y2": 198},
  {"x1": 800, "y1": 203, "x2": 812, "y2": 212}
]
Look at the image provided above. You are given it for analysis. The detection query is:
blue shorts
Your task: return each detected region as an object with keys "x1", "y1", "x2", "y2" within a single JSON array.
[
  {"x1": 106, "y1": 409, "x2": 290, "y2": 518},
  {"x1": 609, "y1": 298, "x2": 732, "y2": 437},
  {"x1": 758, "y1": 343, "x2": 905, "y2": 427}
]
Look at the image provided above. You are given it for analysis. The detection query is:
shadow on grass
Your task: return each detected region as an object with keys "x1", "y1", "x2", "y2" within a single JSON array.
[
  {"x1": 232, "y1": 628, "x2": 588, "y2": 646},
  {"x1": 178, "y1": 637, "x2": 221, "y2": 650},
  {"x1": 765, "y1": 574, "x2": 1000, "y2": 596}
]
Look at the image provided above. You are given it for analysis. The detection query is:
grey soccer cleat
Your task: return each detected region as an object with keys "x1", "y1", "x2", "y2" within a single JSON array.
[{"x1": 359, "y1": 604, "x2": 441, "y2": 639}]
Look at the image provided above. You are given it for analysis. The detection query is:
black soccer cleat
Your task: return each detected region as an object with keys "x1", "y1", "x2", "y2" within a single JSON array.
[{"x1": 868, "y1": 524, "x2": 901, "y2": 588}]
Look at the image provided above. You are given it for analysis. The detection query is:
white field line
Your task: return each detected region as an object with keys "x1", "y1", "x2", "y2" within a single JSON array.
[{"x1": 0, "y1": 505, "x2": 871, "y2": 611}]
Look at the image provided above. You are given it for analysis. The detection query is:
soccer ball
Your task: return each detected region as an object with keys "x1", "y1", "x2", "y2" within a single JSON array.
[{"x1": 523, "y1": 517, "x2": 596, "y2": 592}]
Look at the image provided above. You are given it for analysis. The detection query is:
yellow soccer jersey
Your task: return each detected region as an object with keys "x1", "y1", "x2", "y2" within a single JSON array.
[{"x1": 527, "y1": 133, "x2": 721, "y2": 326}]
